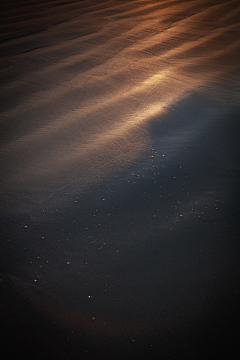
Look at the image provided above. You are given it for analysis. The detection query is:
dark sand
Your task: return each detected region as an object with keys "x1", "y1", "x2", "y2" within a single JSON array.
[{"x1": 1, "y1": 0, "x2": 240, "y2": 359}]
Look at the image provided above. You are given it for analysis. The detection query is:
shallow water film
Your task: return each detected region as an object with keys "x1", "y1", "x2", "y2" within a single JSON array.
[{"x1": 0, "y1": 0, "x2": 240, "y2": 359}]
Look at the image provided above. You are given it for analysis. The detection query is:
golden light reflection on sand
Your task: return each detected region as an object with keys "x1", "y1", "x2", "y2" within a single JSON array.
[{"x1": 1, "y1": 0, "x2": 239, "y2": 194}]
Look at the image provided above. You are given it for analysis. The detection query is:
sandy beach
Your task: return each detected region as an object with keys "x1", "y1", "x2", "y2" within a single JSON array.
[{"x1": 1, "y1": 1, "x2": 240, "y2": 359}]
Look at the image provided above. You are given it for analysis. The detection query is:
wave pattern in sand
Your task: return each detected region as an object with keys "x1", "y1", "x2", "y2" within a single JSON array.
[{"x1": 0, "y1": 0, "x2": 240, "y2": 200}]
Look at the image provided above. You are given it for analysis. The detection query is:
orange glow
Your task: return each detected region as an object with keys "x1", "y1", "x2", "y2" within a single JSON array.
[{"x1": 1, "y1": 0, "x2": 240, "y2": 197}]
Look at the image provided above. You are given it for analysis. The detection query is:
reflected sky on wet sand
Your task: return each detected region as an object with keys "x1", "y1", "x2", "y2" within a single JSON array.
[{"x1": 0, "y1": 0, "x2": 240, "y2": 359}]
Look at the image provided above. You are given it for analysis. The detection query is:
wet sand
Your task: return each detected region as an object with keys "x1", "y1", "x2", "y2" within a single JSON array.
[{"x1": 1, "y1": 0, "x2": 240, "y2": 359}]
